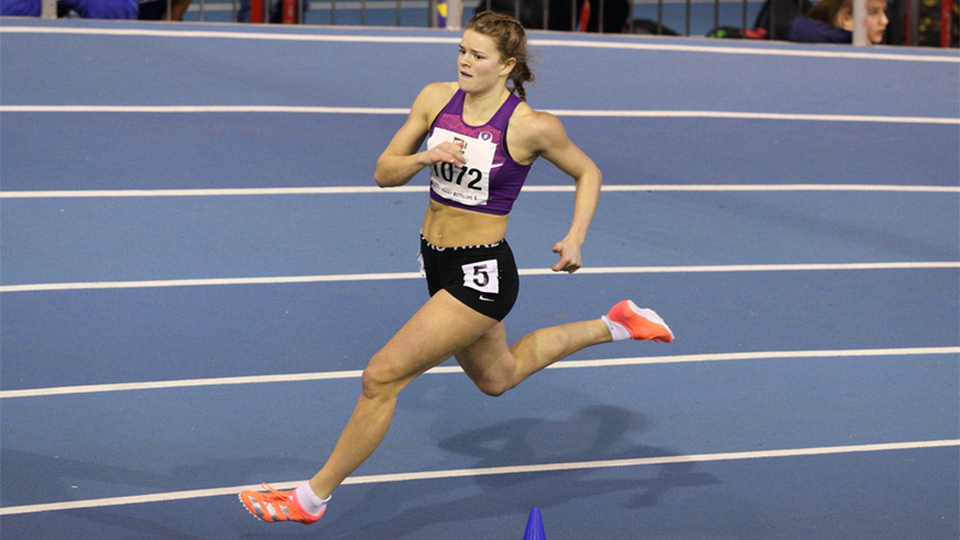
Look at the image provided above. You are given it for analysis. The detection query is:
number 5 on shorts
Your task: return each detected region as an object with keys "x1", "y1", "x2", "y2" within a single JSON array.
[{"x1": 462, "y1": 259, "x2": 499, "y2": 294}]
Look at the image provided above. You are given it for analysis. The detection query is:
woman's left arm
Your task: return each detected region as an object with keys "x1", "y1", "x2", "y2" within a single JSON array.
[{"x1": 523, "y1": 112, "x2": 603, "y2": 273}]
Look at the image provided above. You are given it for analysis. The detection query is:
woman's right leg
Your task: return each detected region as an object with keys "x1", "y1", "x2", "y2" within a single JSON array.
[{"x1": 307, "y1": 290, "x2": 499, "y2": 499}]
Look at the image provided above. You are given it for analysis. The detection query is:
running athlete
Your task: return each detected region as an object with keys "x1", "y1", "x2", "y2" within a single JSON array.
[{"x1": 240, "y1": 11, "x2": 674, "y2": 525}]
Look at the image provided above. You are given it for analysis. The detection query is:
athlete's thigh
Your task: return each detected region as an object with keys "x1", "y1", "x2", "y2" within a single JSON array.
[
  {"x1": 453, "y1": 321, "x2": 514, "y2": 384},
  {"x1": 371, "y1": 290, "x2": 499, "y2": 383}
]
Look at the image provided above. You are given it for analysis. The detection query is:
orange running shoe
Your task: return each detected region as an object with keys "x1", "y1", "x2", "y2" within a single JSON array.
[
  {"x1": 239, "y1": 483, "x2": 324, "y2": 525},
  {"x1": 604, "y1": 300, "x2": 674, "y2": 343}
]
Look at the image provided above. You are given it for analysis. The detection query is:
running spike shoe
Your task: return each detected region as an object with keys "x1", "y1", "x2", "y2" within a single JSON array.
[
  {"x1": 605, "y1": 300, "x2": 674, "y2": 343},
  {"x1": 239, "y1": 483, "x2": 324, "y2": 525}
]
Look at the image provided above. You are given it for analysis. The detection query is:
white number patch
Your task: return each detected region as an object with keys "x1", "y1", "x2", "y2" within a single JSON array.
[{"x1": 461, "y1": 259, "x2": 499, "y2": 294}]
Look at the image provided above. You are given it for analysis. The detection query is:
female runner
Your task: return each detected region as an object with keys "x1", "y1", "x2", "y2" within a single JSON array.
[{"x1": 240, "y1": 11, "x2": 674, "y2": 525}]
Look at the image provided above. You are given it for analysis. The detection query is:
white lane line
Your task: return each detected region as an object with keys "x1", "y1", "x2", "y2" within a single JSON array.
[
  {"x1": 0, "y1": 185, "x2": 426, "y2": 198},
  {"x1": 2, "y1": 439, "x2": 957, "y2": 515},
  {"x1": 2, "y1": 346, "x2": 956, "y2": 399},
  {"x1": 549, "y1": 110, "x2": 960, "y2": 124},
  {"x1": 2, "y1": 183, "x2": 958, "y2": 198},
  {"x1": 0, "y1": 271, "x2": 423, "y2": 293},
  {"x1": 0, "y1": 105, "x2": 412, "y2": 114},
  {"x1": 1, "y1": 26, "x2": 958, "y2": 62},
  {"x1": 2, "y1": 105, "x2": 958, "y2": 125},
  {"x1": 1, "y1": 262, "x2": 957, "y2": 293}
]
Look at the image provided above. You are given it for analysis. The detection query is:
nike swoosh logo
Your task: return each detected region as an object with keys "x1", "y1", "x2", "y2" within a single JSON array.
[{"x1": 479, "y1": 295, "x2": 495, "y2": 302}]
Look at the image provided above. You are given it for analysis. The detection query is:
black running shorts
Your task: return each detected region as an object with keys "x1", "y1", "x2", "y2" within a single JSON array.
[{"x1": 419, "y1": 236, "x2": 520, "y2": 321}]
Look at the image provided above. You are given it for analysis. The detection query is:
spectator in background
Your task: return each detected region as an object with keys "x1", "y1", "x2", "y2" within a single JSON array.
[
  {"x1": 788, "y1": 0, "x2": 889, "y2": 44},
  {"x1": 1, "y1": 0, "x2": 136, "y2": 17}
]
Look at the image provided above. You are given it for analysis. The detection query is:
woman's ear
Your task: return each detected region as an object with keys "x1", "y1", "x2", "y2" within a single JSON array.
[{"x1": 500, "y1": 57, "x2": 517, "y2": 77}]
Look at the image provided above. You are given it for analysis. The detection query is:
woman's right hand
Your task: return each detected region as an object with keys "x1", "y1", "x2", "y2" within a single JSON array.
[{"x1": 422, "y1": 141, "x2": 467, "y2": 169}]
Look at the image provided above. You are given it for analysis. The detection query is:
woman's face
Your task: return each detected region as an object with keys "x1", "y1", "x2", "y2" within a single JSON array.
[
  {"x1": 836, "y1": 0, "x2": 888, "y2": 45},
  {"x1": 864, "y1": 0, "x2": 889, "y2": 44},
  {"x1": 458, "y1": 30, "x2": 514, "y2": 93}
]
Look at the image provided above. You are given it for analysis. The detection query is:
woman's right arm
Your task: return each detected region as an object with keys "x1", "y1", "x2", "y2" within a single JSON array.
[{"x1": 374, "y1": 83, "x2": 466, "y2": 188}]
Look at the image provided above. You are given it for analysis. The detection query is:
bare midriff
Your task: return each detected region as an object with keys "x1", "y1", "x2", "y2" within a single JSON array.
[{"x1": 421, "y1": 200, "x2": 509, "y2": 247}]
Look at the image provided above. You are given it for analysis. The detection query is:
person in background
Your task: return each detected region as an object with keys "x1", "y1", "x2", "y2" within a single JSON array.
[{"x1": 788, "y1": 0, "x2": 889, "y2": 44}]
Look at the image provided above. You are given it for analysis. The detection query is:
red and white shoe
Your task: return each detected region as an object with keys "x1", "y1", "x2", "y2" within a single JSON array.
[
  {"x1": 603, "y1": 300, "x2": 674, "y2": 343},
  {"x1": 239, "y1": 483, "x2": 325, "y2": 525}
]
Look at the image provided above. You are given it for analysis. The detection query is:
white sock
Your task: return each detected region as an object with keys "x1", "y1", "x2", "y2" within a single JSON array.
[
  {"x1": 601, "y1": 315, "x2": 631, "y2": 341},
  {"x1": 295, "y1": 483, "x2": 330, "y2": 516}
]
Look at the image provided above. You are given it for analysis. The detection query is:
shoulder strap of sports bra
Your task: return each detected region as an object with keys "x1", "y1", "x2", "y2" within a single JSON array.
[
  {"x1": 429, "y1": 89, "x2": 465, "y2": 131},
  {"x1": 488, "y1": 92, "x2": 522, "y2": 130}
]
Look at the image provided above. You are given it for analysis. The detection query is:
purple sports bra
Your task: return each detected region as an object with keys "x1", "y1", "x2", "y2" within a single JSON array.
[{"x1": 426, "y1": 89, "x2": 532, "y2": 216}]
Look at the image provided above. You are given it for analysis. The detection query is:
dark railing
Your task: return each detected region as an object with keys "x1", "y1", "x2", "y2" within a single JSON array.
[{"x1": 66, "y1": 0, "x2": 955, "y2": 47}]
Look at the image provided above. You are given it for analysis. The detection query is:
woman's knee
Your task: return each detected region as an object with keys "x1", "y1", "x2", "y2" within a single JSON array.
[
  {"x1": 472, "y1": 374, "x2": 516, "y2": 397},
  {"x1": 461, "y1": 354, "x2": 518, "y2": 397},
  {"x1": 360, "y1": 354, "x2": 406, "y2": 400}
]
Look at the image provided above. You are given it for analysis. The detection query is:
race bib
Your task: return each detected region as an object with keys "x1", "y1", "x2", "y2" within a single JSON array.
[{"x1": 426, "y1": 127, "x2": 497, "y2": 207}]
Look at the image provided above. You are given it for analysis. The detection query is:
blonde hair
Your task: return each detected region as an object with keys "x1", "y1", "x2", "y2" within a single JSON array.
[{"x1": 465, "y1": 11, "x2": 535, "y2": 101}]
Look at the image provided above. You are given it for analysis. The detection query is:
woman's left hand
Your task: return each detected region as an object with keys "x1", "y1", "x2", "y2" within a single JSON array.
[{"x1": 551, "y1": 238, "x2": 583, "y2": 273}]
